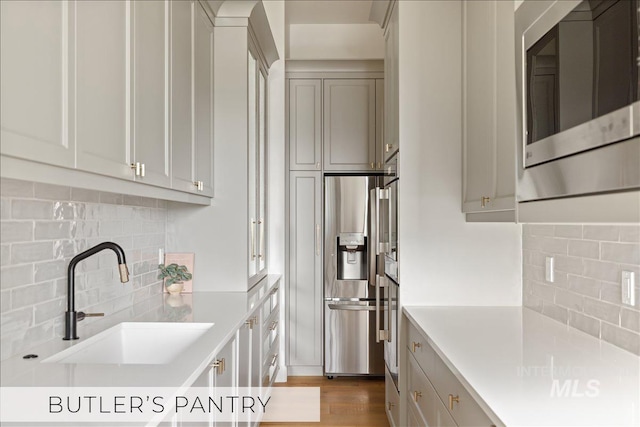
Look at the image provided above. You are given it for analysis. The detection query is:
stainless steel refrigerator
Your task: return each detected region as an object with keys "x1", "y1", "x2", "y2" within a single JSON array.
[{"x1": 324, "y1": 175, "x2": 385, "y2": 377}]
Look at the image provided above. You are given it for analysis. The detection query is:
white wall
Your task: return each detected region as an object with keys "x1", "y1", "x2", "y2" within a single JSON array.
[
  {"x1": 397, "y1": 0, "x2": 522, "y2": 306},
  {"x1": 287, "y1": 24, "x2": 384, "y2": 59}
]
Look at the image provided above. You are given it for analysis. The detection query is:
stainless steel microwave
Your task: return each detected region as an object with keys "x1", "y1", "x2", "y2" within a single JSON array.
[{"x1": 515, "y1": 0, "x2": 640, "y2": 202}]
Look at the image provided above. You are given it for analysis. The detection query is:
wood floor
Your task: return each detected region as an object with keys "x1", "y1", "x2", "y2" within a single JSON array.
[{"x1": 261, "y1": 376, "x2": 389, "y2": 427}]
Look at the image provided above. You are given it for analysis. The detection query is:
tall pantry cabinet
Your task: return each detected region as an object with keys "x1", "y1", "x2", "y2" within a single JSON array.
[
  {"x1": 167, "y1": 1, "x2": 278, "y2": 291},
  {"x1": 286, "y1": 63, "x2": 384, "y2": 374}
]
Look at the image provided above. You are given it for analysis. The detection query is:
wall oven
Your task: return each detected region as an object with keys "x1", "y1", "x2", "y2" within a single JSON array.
[{"x1": 516, "y1": 0, "x2": 640, "y2": 201}]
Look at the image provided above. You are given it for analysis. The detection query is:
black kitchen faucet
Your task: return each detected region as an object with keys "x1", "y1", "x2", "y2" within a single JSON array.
[{"x1": 64, "y1": 242, "x2": 129, "y2": 340}]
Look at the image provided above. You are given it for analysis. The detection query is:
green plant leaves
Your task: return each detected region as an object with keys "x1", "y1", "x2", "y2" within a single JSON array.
[{"x1": 158, "y1": 263, "x2": 192, "y2": 285}]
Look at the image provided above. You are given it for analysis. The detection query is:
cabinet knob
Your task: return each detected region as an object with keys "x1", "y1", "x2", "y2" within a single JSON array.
[
  {"x1": 448, "y1": 394, "x2": 459, "y2": 410},
  {"x1": 481, "y1": 196, "x2": 491, "y2": 208},
  {"x1": 193, "y1": 181, "x2": 204, "y2": 191},
  {"x1": 371, "y1": 162, "x2": 375, "y2": 169},
  {"x1": 377, "y1": 162, "x2": 381, "y2": 169},
  {"x1": 387, "y1": 401, "x2": 395, "y2": 411},
  {"x1": 316, "y1": 162, "x2": 321, "y2": 170},
  {"x1": 411, "y1": 341, "x2": 421, "y2": 352},
  {"x1": 210, "y1": 358, "x2": 225, "y2": 375},
  {"x1": 385, "y1": 143, "x2": 394, "y2": 153},
  {"x1": 413, "y1": 390, "x2": 422, "y2": 402}
]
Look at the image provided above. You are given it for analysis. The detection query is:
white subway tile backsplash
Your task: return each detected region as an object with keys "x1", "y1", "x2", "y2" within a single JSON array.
[
  {"x1": 11, "y1": 242, "x2": 53, "y2": 264},
  {"x1": 583, "y1": 225, "x2": 619, "y2": 241},
  {"x1": 0, "y1": 179, "x2": 167, "y2": 361},
  {"x1": 34, "y1": 183, "x2": 70, "y2": 201},
  {"x1": 583, "y1": 259, "x2": 620, "y2": 283},
  {"x1": 523, "y1": 224, "x2": 640, "y2": 355},
  {"x1": 35, "y1": 221, "x2": 70, "y2": 240},
  {"x1": 11, "y1": 200, "x2": 52, "y2": 219},
  {"x1": 583, "y1": 298, "x2": 620, "y2": 325},
  {"x1": 0, "y1": 179, "x2": 34, "y2": 198},
  {"x1": 11, "y1": 282, "x2": 56, "y2": 309},
  {"x1": 601, "y1": 322, "x2": 640, "y2": 355},
  {"x1": 568, "y1": 311, "x2": 600, "y2": 339},
  {"x1": 619, "y1": 225, "x2": 640, "y2": 243},
  {"x1": 34, "y1": 259, "x2": 67, "y2": 283},
  {"x1": 554, "y1": 225, "x2": 582, "y2": 238},
  {"x1": 568, "y1": 239, "x2": 599, "y2": 259},
  {"x1": 601, "y1": 242, "x2": 640, "y2": 265},
  {"x1": 0, "y1": 221, "x2": 33, "y2": 243},
  {"x1": 621, "y1": 309, "x2": 640, "y2": 333}
]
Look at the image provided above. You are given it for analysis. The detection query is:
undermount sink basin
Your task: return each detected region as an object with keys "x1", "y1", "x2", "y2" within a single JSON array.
[{"x1": 43, "y1": 322, "x2": 214, "y2": 365}]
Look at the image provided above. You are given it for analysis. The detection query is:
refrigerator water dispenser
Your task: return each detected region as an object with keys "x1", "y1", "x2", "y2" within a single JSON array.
[{"x1": 337, "y1": 233, "x2": 367, "y2": 280}]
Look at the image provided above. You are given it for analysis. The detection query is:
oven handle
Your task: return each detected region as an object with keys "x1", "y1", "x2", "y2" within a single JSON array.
[{"x1": 328, "y1": 304, "x2": 376, "y2": 311}]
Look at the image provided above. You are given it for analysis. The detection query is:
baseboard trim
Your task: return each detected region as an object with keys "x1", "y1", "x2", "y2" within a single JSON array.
[{"x1": 287, "y1": 366, "x2": 324, "y2": 376}]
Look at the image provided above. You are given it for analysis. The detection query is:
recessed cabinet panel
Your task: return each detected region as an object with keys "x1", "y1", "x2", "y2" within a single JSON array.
[
  {"x1": 132, "y1": 0, "x2": 170, "y2": 188},
  {"x1": 194, "y1": 4, "x2": 214, "y2": 197},
  {"x1": 0, "y1": 0, "x2": 74, "y2": 168},
  {"x1": 323, "y1": 79, "x2": 376, "y2": 171},
  {"x1": 288, "y1": 172, "x2": 323, "y2": 366},
  {"x1": 170, "y1": 0, "x2": 195, "y2": 193},
  {"x1": 75, "y1": 0, "x2": 131, "y2": 180},
  {"x1": 462, "y1": 0, "x2": 516, "y2": 216},
  {"x1": 383, "y1": 3, "x2": 399, "y2": 163},
  {"x1": 289, "y1": 79, "x2": 322, "y2": 171}
]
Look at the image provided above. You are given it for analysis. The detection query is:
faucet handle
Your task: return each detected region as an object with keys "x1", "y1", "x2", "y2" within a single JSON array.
[{"x1": 77, "y1": 312, "x2": 104, "y2": 321}]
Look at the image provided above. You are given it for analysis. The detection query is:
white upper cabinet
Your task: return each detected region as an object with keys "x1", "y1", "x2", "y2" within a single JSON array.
[
  {"x1": 383, "y1": 2, "x2": 399, "y2": 163},
  {"x1": 170, "y1": 0, "x2": 196, "y2": 194},
  {"x1": 289, "y1": 79, "x2": 322, "y2": 171},
  {"x1": 170, "y1": 0, "x2": 214, "y2": 197},
  {"x1": 193, "y1": 3, "x2": 215, "y2": 197},
  {"x1": 75, "y1": 0, "x2": 131, "y2": 180},
  {"x1": 132, "y1": 0, "x2": 170, "y2": 188},
  {"x1": 462, "y1": 0, "x2": 516, "y2": 217},
  {"x1": 323, "y1": 79, "x2": 377, "y2": 171},
  {"x1": 0, "y1": 1, "x2": 74, "y2": 168}
]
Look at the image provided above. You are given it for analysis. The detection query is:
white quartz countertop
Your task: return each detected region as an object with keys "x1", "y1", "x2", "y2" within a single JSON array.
[
  {"x1": 403, "y1": 306, "x2": 640, "y2": 427},
  {"x1": 1, "y1": 275, "x2": 281, "y2": 388}
]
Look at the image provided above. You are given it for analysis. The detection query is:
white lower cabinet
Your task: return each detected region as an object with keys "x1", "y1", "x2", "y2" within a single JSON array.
[
  {"x1": 406, "y1": 321, "x2": 495, "y2": 427},
  {"x1": 385, "y1": 366, "x2": 400, "y2": 427}
]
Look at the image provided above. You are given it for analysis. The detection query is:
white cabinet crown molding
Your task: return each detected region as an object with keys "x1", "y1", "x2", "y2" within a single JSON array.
[{"x1": 204, "y1": 0, "x2": 279, "y2": 68}]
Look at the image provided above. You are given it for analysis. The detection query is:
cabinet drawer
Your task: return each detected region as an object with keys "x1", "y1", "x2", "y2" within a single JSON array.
[
  {"x1": 408, "y1": 321, "x2": 435, "y2": 377},
  {"x1": 262, "y1": 287, "x2": 279, "y2": 323},
  {"x1": 385, "y1": 366, "x2": 400, "y2": 427},
  {"x1": 407, "y1": 397, "x2": 426, "y2": 427},
  {"x1": 262, "y1": 307, "x2": 279, "y2": 358},
  {"x1": 408, "y1": 352, "x2": 457, "y2": 427},
  {"x1": 431, "y1": 349, "x2": 493, "y2": 426},
  {"x1": 262, "y1": 336, "x2": 280, "y2": 387}
]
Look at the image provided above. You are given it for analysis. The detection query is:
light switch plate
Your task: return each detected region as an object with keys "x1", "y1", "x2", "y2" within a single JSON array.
[
  {"x1": 622, "y1": 271, "x2": 636, "y2": 306},
  {"x1": 545, "y1": 256, "x2": 554, "y2": 283}
]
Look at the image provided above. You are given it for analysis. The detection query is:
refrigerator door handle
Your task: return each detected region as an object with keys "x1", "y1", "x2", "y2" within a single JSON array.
[
  {"x1": 375, "y1": 274, "x2": 381, "y2": 342},
  {"x1": 328, "y1": 304, "x2": 377, "y2": 311}
]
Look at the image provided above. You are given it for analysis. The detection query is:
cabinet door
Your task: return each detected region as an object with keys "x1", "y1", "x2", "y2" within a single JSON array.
[
  {"x1": 248, "y1": 51, "x2": 259, "y2": 279},
  {"x1": 323, "y1": 79, "x2": 377, "y2": 171},
  {"x1": 0, "y1": 1, "x2": 74, "y2": 168},
  {"x1": 193, "y1": 3, "x2": 214, "y2": 197},
  {"x1": 462, "y1": 0, "x2": 516, "y2": 214},
  {"x1": 132, "y1": 0, "x2": 170, "y2": 188},
  {"x1": 289, "y1": 79, "x2": 322, "y2": 171},
  {"x1": 258, "y1": 70, "x2": 268, "y2": 273},
  {"x1": 288, "y1": 172, "x2": 323, "y2": 366},
  {"x1": 376, "y1": 79, "x2": 384, "y2": 169},
  {"x1": 75, "y1": 0, "x2": 132, "y2": 180},
  {"x1": 383, "y1": 4, "x2": 399, "y2": 163},
  {"x1": 170, "y1": 0, "x2": 196, "y2": 193}
]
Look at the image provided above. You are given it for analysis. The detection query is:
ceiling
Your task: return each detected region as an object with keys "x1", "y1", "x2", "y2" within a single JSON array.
[{"x1": 285, "y1": 0, "x2": 374, "y2": 25}]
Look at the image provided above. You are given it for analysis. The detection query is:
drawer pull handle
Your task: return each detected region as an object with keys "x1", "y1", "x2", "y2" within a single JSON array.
[
  {"x1": 387, "y1": 401, "x2": 395, "y2": 411},
  {"x1": 411, "y1": 342, "x2": 421, "y2": 352},
  {"x1": 269, "y1": 320, "x2": 278, "y2": 331},
  {"x1": 448, "y1": 394, "x2": 459, "y2": 410},
  {"x1": 210, "y1": 358, "x2": 225, "y2": 375},
  {"x1": 271, "y1": 353, "x2": 278, "y2": 366},
  {"x1": 412, "y1": 391, "x2": 422, "y2": 402}
]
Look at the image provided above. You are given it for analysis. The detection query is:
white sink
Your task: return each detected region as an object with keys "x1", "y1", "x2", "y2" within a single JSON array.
[{"x1": 43, "y1": 322, "x2": 214, "y2": 365}]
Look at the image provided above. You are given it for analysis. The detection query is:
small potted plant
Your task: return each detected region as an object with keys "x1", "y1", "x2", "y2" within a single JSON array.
[{"x1": 158, "y1": 263, "x2": 192, "y2": 295}]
